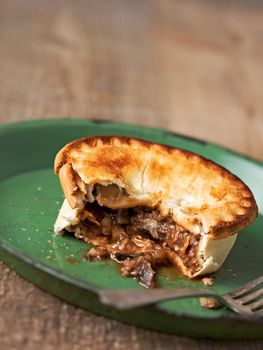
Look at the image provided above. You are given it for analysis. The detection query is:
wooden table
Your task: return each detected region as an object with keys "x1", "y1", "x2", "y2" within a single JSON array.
[{"x1": 1, "y1": 1, "x2": 263, "y2": 349}]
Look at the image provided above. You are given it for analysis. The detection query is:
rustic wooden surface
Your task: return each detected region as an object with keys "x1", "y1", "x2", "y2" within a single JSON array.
[{"x1": 0, "y1": 0, "x2": 263, "y2": 349}]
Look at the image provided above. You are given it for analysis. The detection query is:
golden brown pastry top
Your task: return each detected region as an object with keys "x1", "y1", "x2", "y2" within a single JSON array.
[{"x1": 54, "y1": 136, "x2": 258, "y2": 240}]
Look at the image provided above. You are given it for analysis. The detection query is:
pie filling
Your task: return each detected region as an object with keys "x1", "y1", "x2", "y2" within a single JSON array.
[{"x1": 66, "y1": 195, "x2": 201, "y2": 288}]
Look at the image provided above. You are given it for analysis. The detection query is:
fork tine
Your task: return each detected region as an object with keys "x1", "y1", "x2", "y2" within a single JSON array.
[
  {"x1": 228, "y1": 275, "x2": 263, "y2": 298},
  {"x1": 238, "y1": 288, "x2": 263, "y2": 304},
  {"x1": 254, "y1": 309, "x2": 263, "y2": 316},
  {"x1": 249, "y1": 298, "x2": 263, "y2": 311}
]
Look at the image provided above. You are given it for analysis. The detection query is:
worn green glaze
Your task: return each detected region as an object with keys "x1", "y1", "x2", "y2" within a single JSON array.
[{"x1": 0, "y1": 119, "x2": 262, "y2": 339}]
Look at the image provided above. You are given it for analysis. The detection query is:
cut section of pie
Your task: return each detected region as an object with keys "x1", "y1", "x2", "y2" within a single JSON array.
[{"x1": 54, "y1": 136, "x2": 258, "y2": 287}]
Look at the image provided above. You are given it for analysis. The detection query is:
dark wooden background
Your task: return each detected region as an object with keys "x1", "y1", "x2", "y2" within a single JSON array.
[{"x1": 1, "y1": 0, "x2": 263, "y2": 349}]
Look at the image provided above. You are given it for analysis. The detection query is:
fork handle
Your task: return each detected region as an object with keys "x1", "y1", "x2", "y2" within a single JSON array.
[{"x1": 99, "y1": 288, "x2": 220, "y2": 310}]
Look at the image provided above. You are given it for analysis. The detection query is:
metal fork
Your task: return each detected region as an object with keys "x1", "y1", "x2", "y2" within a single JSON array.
[{"x1": 99, "y1": 275, "x2": 263, "y2": 315}]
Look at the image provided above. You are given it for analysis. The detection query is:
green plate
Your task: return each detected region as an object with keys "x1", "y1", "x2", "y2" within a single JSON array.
[{"x1": 0, "y1": 119, "x2": 262, "y2": 339}]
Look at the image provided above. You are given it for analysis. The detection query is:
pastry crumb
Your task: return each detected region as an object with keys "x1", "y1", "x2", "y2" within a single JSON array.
[
  {"x1": 200, "y1": 297, "x2": 221, "y2": 309},
  {"x1": 201, "y1": 277, "x2": 214, "y2": 286}
]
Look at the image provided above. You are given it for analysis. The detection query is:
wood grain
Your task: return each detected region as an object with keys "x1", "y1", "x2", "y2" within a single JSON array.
[{"x1": 0, "y1": 0, "x2": 263, "y2": 349}]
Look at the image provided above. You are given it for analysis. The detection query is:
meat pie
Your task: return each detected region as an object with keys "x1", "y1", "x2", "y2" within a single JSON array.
[{"x1": 54, "y1": 136, "x2": 258, "y2": 287}]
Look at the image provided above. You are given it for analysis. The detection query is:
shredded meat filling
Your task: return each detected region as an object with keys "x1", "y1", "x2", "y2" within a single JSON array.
[{"x1": 72, "y1": 202, "x2": 201, "y2": 288}]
